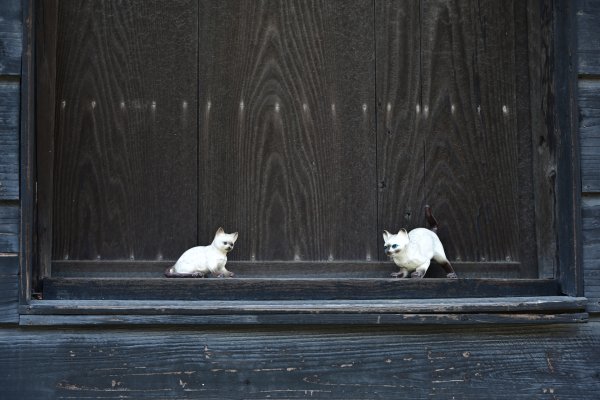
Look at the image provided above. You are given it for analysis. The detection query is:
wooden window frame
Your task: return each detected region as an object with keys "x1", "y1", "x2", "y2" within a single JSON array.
[{"x1": 18, "y1": 0, "x2": 586, "y2": 326}]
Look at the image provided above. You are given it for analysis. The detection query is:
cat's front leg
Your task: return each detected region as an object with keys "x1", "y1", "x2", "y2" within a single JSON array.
[
  {"x1": 216, "y1": 269, "x2": 235, "y2": 278},
  {"x1": 391, "y1": 268, "x2": 409, "y2": 278},
  {"x1": 410, "y1": 260, "x2": 430, "y2": 279},
  {"x1": 211, "y1": 260, "x2": 235, "y2": 278}
]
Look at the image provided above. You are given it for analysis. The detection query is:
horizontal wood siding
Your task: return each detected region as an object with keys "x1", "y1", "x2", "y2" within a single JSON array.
[
  {"x1": 0, "y1": 202, "x2": 18, "y2": 252},
  {"x1": 577, "y1": 0, "x2": 600, "y2": 75},
  {"x1": 583, "y1": 195, "x2": 600, "y2": 311},
  {"x1": 0, "y1": 322, "x2": 600, "y2": 398},
  {"x1": 577, "y1": 0, "x2": 600, "y2": 311},
  {"x1": 0, "y1": 256, "x2": 18, "y2": 323},
  {"x1": 0, "y1": 0, "x2": 22, "y2": 75},
  {"x1": 0, "y1": 81, "x2": 19, "y2": 200}
]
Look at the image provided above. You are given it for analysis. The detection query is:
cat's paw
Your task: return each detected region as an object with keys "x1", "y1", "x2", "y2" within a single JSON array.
[
  {"x1": 217, "y1": 272, "x2": 235, "y2": 278},
  {"x1": 446, "y1": 272, "x2": 458, "y2": 279},
  {"x1": 410, "y1": 271, "x2": 425, "y2": 279},
  {"x1": 191, "y1": 272, "x2": 206, "y2": 278},
  {"x1": 391, "y1": 271, "x2": 407, "y2": 278}
]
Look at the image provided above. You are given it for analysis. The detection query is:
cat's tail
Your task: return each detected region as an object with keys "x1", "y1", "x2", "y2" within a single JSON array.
[{"x1": 425, "y1": 205, "x2": 438, "y2": 233}]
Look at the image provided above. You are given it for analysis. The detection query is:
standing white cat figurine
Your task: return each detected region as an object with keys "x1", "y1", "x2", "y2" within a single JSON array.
[
  {"x1": 164, "y1": 227, "x2": 238, "y2": 278},
  {"x1": 383, "y1": 206, "x2": 458, "y2": 279}
]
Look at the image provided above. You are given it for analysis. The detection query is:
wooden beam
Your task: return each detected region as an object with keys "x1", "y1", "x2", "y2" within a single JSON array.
[{"x1": 42, "y1": 277, "x2": 561, "y2": 301}]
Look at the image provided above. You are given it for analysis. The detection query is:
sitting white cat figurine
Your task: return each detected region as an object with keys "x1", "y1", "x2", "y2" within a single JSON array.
[
  {"x1": 383, "y1": 206, "x2": 458, "y2": 279},
  {"x1": 164, "y1": 227, "x2": 238, "y2": 278}
]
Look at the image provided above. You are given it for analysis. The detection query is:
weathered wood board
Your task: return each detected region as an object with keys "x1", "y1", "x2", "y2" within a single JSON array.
[
  {"x1": 0, "y1": 0, "x2": 22, "y2": 75},
  {"x1": 1, "y1": 322, "x2": 600, "y2": 398},
  {"x1": 579, "y1": 80, "x2": 600, "y2": 193},
  {"x1": 583, "y1": 195, "x2": 600, "y2": 311},
  {"x1": 0, "y1": 81, "x2": 19, "y2": 200},
  {"x1": 576, "y1": 0, "x2": 600, "y2": 75},
  {"x1": 0, "y1": 255, "x2": 18, "y2": 323},
  {"x1": 0, "y1": 201, "x2": 18, "y2": 252}
]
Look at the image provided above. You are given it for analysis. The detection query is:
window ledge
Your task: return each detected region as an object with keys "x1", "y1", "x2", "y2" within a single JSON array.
[{"x1": 19, "y1": 296, "x2": 588, "y2": 326}]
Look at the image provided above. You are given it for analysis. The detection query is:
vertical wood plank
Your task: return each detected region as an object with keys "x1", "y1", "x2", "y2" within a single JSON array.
[
  {"x1": 553, "y1": 0, "x2": 582, "y2": 296},
  {"x1": 20, "y1": 0, "x2": 34, "y2": 303},
  {"x1": 52, "y1": 0, "x2": 198, "y2": 261},
  {"x1": 529, "y1": 0, "x2": 558, "y2": 279},
  {"x1": 375, "y1": 0, "x2": 423, "y2": 258},
  {"x1": 418, "y1": 0, "x2": 536, "y2": 273},
  {"x1": 35, "y1": 0, "x2": 58, "y2": 281},
  {"x1": 198, "y1": 0, "x2": 377, "y2": 261}
]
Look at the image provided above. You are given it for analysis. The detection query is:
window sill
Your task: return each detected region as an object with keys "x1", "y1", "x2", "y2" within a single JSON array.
[{"x1": 19, "y1": 296, "x2": 588, "y2": 326}]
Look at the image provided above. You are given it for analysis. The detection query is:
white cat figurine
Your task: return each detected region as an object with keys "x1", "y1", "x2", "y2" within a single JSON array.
[
  {"x1": 383, "y1": 206, "x2": 458, "y2": 279},
  {"x1": 164, "y1": 227, "x2": 238, "y2": 278}
]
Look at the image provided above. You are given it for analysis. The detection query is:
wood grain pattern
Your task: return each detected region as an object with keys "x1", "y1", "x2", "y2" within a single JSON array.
[
  {"x1": 198, "y1": 0, "x2": 377, "y2": 262},
  {"x1": 419, "y1": 0, "x2": 535, "y2": 271},
  {"x1": 375, "y1": 0, "x2": 423, "y2": 250},
  {"x1": 51, "y1": 0, "x2": 198, "y2": 261},
  {"x1": 576, "y1": 0, "x2": 600, "y2": 75},
  {"x1": 376, "y1": 1, "x2": 539, "y2": 276},
  {"x1": 583, "y1": 195, "x2": 600, "y2": 311},
  {"x1": 35, "y1": 0, "x2": 59, "y2": 280},
  {"x1": 0, "y1": 81, "x2": 19, "y2": 200},
  {"x1": 529, "y1": 0, "x2": 557, "y2": 279},
  {"x1": 0, "y1": 0, "x2": 22, "y2": 75},
  {"x1": 579, "y1": 80, "x2": 600, "y2": 193},
  {"x1": 1, "y1": 322, "x2": 600, "y2": 398},
  {"x1": 0, "y1": 202, "x2": 18, "y2": 252},
  {"x1": 553, "y1": 0, "x2": 582, "y2": 297}
]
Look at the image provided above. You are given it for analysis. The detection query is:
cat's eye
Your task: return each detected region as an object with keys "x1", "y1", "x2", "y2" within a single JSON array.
[{"x1": 392, "y1": 244, "x2": 398, "y2": 248}]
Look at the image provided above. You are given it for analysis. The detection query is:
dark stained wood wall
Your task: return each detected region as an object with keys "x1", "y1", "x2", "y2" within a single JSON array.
[
  {"x1": 198, "y1": 0, "x2": 377, "y2": 262},
  {"x1": 376, "y1": 0, "x2": 537, "y2": 268},
  {"x1": 51, "y1": 0, "x2": 198, "y2": 261},
  {"x1": 0, "y1": 0, "x2": 599, "y2": 398},
  {"x1": 45, "y1": 0, "x2": 540, "y2": 273}
]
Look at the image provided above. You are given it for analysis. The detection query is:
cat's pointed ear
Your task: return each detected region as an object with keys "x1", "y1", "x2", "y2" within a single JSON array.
[
  {"x1": 383, "y1": 230, "x2": 391, "y2": 241},
  {"x1": 231, "y1": 232, "x2": 239, "y2": 242},
  {"x1": 398, "y1": 228, "x2": 408, "y2": 237},
  {"x1": 215, "y1": 227, "x2": 224, "y2": 236}
]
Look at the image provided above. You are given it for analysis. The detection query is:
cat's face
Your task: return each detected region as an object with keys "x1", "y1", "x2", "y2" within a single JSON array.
[
  {"x1": 382, "y1": 229, "x2": 409, "y2": 257},
  {"x1": 213, "y1": 227, "x2": 239, "y2": 253}
]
